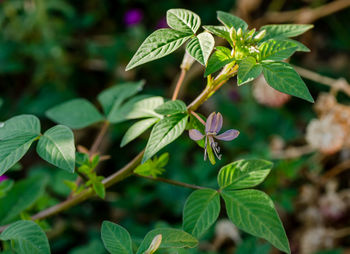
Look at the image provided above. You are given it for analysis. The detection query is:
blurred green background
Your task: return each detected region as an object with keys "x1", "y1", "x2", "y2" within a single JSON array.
[{"x1": 1, "y1": 0, "x2": 350, "y2": 253}]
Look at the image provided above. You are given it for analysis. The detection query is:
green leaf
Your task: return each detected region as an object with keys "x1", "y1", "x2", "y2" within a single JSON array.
[
  {"x1": 134, "y1": 153, "x2": 168, "y2": 177},
  {"x1": 46, "y1": 99, "x2": 104, "y2": 129},
  {"x1": 93, "y1": 181, "x2": 105, "y2": 199},
  {"x1": 260, "y1": 24, "x2": 313, "y2": 41},
  {"x1": 97, "y1": 81, "x2": 145, "y2": 116},
  {"x1": 217, "y1": 159, "x2": 273, "y2": 190},
  {"x1": 0, "y1": 134, "x2": 38, "y2": 176},
  {"x1": 222, "y1": 189, "x2": 290, "y2": 253},
  {"x1": 237, "y1": 57, "x2": 262, "y2": 85},
  {"x1": 108, "y1": 96, "x2": 163, "y2": 123},
  {"x1": 0, "y1": 220, "x2": 50, "y2": 254},
  {"x1": 126, "y1": 29, "x2": 192, "y2": 71},
  {"x1": 143, "y1": 114, "x2": 188, "y2": 163},
  {"x1": 262, "y1": 62, "x2": 314, "y2": 102},
  {"x1": 36, "y1": 125, "x2": 75, "y2": 172},
  {"x1": 136, "y1": 228, "x2": 198, "y2": 254},
  {"x1": 0, "y1": 115, "x2": 40, "y2": 140},
  {"x1": 203, "y1": 25, "x2": 232, "y2": 44},
  {"x1": 101, "y1": 221, "x2": 132, "y2": 254},
  {"x1": 183, "y1": 189, "x2": 220, "y2": 238},
  {"x1": 283, "y1": 39, "x2": 310, "y2": 52},
  {"x1": 166, "y1": 9, "x2": 200, "y2": 34},
  {"x1": 0, "y1": 179, "x2": 14, "y2": 198},
  {"x1": 205, "y1": 48, "x2": 234, "y2": 77},
  {"x1": 155, "y1": 100, "x2": 187, "y2": 115},
  {"x1": 186, "y1": 32, "x2": 215, "y2": 66},
  {"x1": 121, "y1": 118, "x2": 159, "y2": 147},
  {"x1": 0, "y1": 176, "x2": 47, "y2": 225},
  {"x1": 259, "y1": 39, "x2": 298, "y2": 61},
  {"x1": 217, "y1": 11, "x2": 248, "y2": 31}
]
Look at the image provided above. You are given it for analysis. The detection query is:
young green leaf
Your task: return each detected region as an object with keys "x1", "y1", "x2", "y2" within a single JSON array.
[
  {"x1": 186, "y1": 32, "x2": 215, "y2": 65},
  {"x1": 237, "y1": 57, "x2": 262, "y2": 85},
  {"x1": 46, "y1": 99, "x2": 104, "y2": 129},
  {"x1": 0, "y1": 176, "x2": 47, "y2": 225},
  {"x1": 93, "y1": 181, "x2": 105, "y2": 199},
  {"x1": 183, "y1": 188, "x2": 220, "y2": 238},
  {"x1": 154, "y1": 100, "x2": 187, "y2": 115},
  {"x1": 0, "y1": 115, "x2": 40, "y2": 140},
  {"x1": 0, "y1": 220, "x2": 51, "y2": 254},
  {"x1": 101, "y1": 221, "x2": 133, "y2": 254},
  {"x1": 126, "y1": 29, "x2": 192, "y2": 71},
  {"x1": 166, "y1": 9, "x2": 201, "y2": 34},
  {"x1": 222, "y1": 189, "x2": 290, "y2": 254},
  {"x1": 37, "y1": 125, "x2": 75, "y2": 172},
  {"x1": 97, "y1": 81, "x2": 145, "y2": 116},
  {"x1": 217, "y1": 159, "x2": 272, "y2": 190},
  {"x1": 259, "y1": 39, "x2": 298, "y2": 61},
  {"x1": 0, "y1": 134, "x2": 38, "y2": 176},
  {"x1": 136, "y1": 228, "x2": 198, "y2": 254},
  {"x1": 262, "y1": 62, "x2": 314, "y2": 102},
  {"x1": 121, "y1": 118, "x2": 159, "y2": 147},
  {"x1": 142, "y1": 114, "x2": 188, "y2": 163},
  {"x1": 203, "y1": 25, "x2": 232, "y2": 45},
  {"x1": 205, "y1": 48, "x2": 234, "y2": 77},
  {"x1": 217, "y1": 11, "x2": 248, "y2": 31},
  {"x1": 108, "y1": 96, "x2": 163, "y2": 123},
  {"x1": 260, "y1": 24, "x2": 313, "y2": 41}
]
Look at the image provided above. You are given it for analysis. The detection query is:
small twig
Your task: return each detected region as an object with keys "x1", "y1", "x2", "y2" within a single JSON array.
[
  {"x1": 135, "y1": 174, "x2": 205, "y2": 190},
  {"x1": 259, "y1": 0, "x2": 350, "y2": 24},
  {"x1": 190, "y1": 111, "x2": 206, "y2": 125},
  {"x1": 321, "y1": 159, "x2": 350, "y2": 183},
  {"x1": 89, "y1": 121, "x2": 110, "y2": 157},
  {"x1": 172, "y1": 69, "x2": 187, "y2": 101},
  {"x1": 293, "y1": 65, "x2": 350, "y2": 97}
]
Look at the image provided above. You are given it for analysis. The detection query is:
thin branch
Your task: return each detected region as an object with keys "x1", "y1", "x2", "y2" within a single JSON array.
[
  {"x1": 172, "y1": 69, "x2": 187, "y2": 101},
  {"x1": 321, "y1": 159, "x2": 350, "y2": 183},
  {"x1": 190, "y1": 111, "x2": 206, "y2": 125},
  {"x1": 89, "y1": 121, "x2": 110, "y2": 157},
  {"x1": 135, "y1": 174, "x2": 205, "y2": 190},
  {"x1": 292, "y1": 65, "x2": 350, "y2": 97},
  {"x1": 259, "y1": 0, "x2": 350, "y2": 24}
]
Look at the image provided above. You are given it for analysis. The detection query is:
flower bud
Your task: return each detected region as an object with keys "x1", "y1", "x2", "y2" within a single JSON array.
[
  {"x1": 254, "y1": 29, "x2": 266, "y2": 41},
  {"x1": 236, "y1": 28, "x2": 243, "y2": 38},
  {"x1": 145, "y1": 234, "x2": 162, "y2": 254},
  {"x1": 229, "y1": 27, "x2": 236, "y2": 41},
  {"x1": 246, "y1": 28, "x2": 255, "y2": 41}
]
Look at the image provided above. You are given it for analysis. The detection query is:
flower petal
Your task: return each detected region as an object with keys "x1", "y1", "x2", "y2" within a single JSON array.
[
  {"x1": 205, "y1": 112, "x2": 216, "y2": 133},
  {"x1": 215, "y1": 129, "x2": 239, "y2": 141},
  {"x1": 189, "y1": 129, "x2": 204, "y2": 141},
  {"x1": 214, "y1": 112, "x2": 223, "y2": 133}
]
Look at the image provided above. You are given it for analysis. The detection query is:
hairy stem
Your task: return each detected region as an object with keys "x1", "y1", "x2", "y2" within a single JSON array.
[
  {"x1": 135, "y1": 174, "x2": 205, "y2": 190},
  {"x1": 172, "y1": 69, "x2": 187, "y2": 101}
]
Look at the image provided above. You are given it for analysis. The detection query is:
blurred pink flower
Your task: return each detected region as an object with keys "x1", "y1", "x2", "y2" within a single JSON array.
[
  {"x1": 0, "y1": 175, "x2": 8, "y2": 182},
  {"x1": 124, "y1": 9, "x2": 143, "y2": 26},
  {"x1": 156, "y1": 17, "x2": 168, "y2": 29}
]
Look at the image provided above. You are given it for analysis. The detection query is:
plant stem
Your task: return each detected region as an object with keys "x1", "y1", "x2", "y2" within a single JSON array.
[
  {"x1": 190, "y1": 111, "x2": 206, "y2": 125},
  {"x1": 89, "y1": 120, "x2": 110, "y2": 157},
  {"x1": 135, "y1": 174, "x2": 205, "y2": 190},
  {"x1": 172, "y1": 69, "x2": 187, "y2": 101}
]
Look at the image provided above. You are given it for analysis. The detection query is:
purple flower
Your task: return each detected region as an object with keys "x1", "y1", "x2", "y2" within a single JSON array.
[
  {"x1": 0, "y1": 175, "x2": 8, "y2": 182},
  {"x1": 189, "y1": 112, "x2": 239, "y2": 161},
  {"x1": 124, "y1": 9, "x2": 143, "y2": 26}
]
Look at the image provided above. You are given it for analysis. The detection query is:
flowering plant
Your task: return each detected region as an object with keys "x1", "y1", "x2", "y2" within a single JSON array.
[{"x1": 0, "y1": 8, "x2": 313, "y2": 254}]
